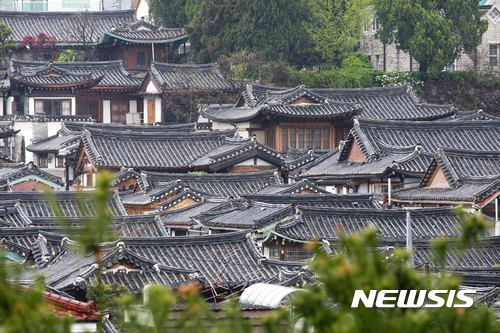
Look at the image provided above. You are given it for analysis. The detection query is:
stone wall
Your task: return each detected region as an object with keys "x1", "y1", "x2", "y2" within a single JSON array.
[{"x1": 417, "y1": 80, "x2": 500, "y2": 115}]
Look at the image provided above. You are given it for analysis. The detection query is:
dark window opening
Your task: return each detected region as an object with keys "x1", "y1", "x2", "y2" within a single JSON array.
[{"x1": 136, "y1": 51, "x2": 152, "y2": 68}]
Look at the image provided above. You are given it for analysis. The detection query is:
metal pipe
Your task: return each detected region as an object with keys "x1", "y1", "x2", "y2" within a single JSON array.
[
  {"x1": 388, "y1": 178, "x2": 392, "y2": 204},
  {"x1": 406, "y1": 210, "x2": 414, "y2": 267},
  {"x1": 496, "y1": 197, "x2": 499, "y2": 236}
]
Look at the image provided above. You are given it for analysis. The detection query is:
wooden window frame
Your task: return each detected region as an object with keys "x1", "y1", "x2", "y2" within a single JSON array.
[
  {"x1": 111, "y1": 100, "x2": 129, "y2": 124},
  {"x1": 77, "y1": 99, "x2": 100, "y2": 121},
  {"x1": 280, "y1": 123, "x2": 332, "y2": 151},
  {"x1": 34, "y1": 99, "x2": 71, "y2": 116},
  {"x1": 136, "y1": 51, "x2": 152, "y2": 68}
]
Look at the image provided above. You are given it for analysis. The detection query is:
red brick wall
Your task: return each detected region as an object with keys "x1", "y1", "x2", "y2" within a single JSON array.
[
  {"x1": 347, "y1": 140, "x2": 367, "y2": 162},
  {"x1": 11, "y1": 179, "x2": 51, "y2": 191}
]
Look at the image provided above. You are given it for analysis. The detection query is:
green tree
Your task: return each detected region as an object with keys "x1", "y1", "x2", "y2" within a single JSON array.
[
  {"x1": 57, "y1": 49, "x2": 83, "y2": 62},
  {"x1": 149, "y1": 0, "x2": 189, "y2": 28},
  {"x1": 0, "y1": 257, "x2": 72, "y2": 333},
  {"x1": 187, "y1": 0, "x2": 311, "y2": 63},
  {"x1": 48, "y1": 171, "x2": 117, "y2": 333},
  {"x1": 86, "y1": 283, "x2": 130, "y2": 330},
  {"x1": 306, "y1": 0, "x2": 372, "y2": 67},
  {"x1": 0, "y1": 23, "x2": 17, "y2": 67},
  {"x1": 374, "y1": 0, "x2": 488, "y2": 73}
]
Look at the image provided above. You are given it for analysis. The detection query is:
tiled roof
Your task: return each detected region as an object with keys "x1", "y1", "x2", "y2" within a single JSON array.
[
  {"x1": 392, "y1": 148, "x2": 500, "y2": 205},
  {"x1": 191, "y1": 137, "x2": 284, "y2": 171},
  {"x1": 251, "y1": 179, "x2": 328, "y2": 195},
  {"x1": 122, "y1": 230, "x2": 305, "y2": 288},
  {"x1": 191, "y1": 200, "x2": 294, "y2": 230},
  {"x1": 0, "y1": 162, "x2": 64, "y2": 188},
  {"x1": 159, "y1": 199, "x2": 225, "y2": 226},
  {"x1": 134, "y1": 169, "x2": 282, "y2": 198},
  {"x1": 355, "y1": 117, "x2": 500, "y2": 153},
  {"x1": 27, "y1": 129, "x2": 81, "y2": 155},
  {"x1": 100, "y1": 21, "x2": 187, "y2": 44},
  {"x1": 412, "y1": 237, "x2": 500, "y2": 269},
  {"x1": 242, "y1": 193, "x2": 383, "y2": 209},
  {"x1": 300, "y1": 117, "x2": 500, "y2": 181},
  {"x1": 26, "y1": 242, "x2": 201, "y2": 293},
  {"x1": 79, "y1": 127, "x2": 238, "y2": 169},
  {"x1": 64, "y1": 121, "x2": 197, "y2": 132},
  {"x1": 311, "y1": 84, "x2": 456, "y2": 121},
  {"x1": 9, "y1": 60, "x2": 142, "y2": 89},
  {"x1": 0, "y1": 191, "x2": 128, "y2": 220},
  {"x1": 200, "y1": 84, "x2": 360, "y2": 122},
  {"x1": 111, "y1": 214, "x2": 169, "y2": 237},
  {"x1": 0, "y1": 201, "x2": 32, "y2": 228},
  {"x1": 0, "y1": 10, "x2": 135, "y2": 43},
  {"x1": 272, "y1": 207, "x2": 465, "y2": 242},
  {"x1": 28, "y1": 122, "x2": 198, "y2": 155},
  {"x1": 150, "y1": 62, "x2": 237, "y2": 91},
  {"x1": 0, "y1": 227, "x2": 62, "y2": 262}
]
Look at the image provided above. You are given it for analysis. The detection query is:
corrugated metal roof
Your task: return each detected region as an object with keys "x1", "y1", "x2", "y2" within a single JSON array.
[{"x1": 240, "y1": 283, "x2": 306, "y2": 308}]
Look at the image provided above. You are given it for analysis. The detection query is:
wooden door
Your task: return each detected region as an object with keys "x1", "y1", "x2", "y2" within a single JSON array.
[{"x1": 147, "y1": 99, "x2": 155, "y2": 124}]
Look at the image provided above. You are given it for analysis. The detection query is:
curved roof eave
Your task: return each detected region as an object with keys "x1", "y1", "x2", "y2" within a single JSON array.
[{"x1": 98, "y1": 32, "x2": 188, "y2": 45}]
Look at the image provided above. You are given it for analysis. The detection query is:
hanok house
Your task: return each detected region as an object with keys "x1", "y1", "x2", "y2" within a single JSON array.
[
  {"x1": 391, "y1": 148, "x2": 500, "y2": 222},
  {"x1": 138, "y1": 62, "x2": 240, "y2": 123},
  {"x1": 0, "y1": 161, "x2": 64, "y2": 191},
  {"x1": 7, "y1": 59, "x2": 142, "y2": 124},
  {"x1": 199, "y1": 84, "x2": 360, "y2": 150},
  {"x1": 0, "y1": 10, "x2": 189, "y2": 73},
  {"x1": 0, "y1": 191, "x2": 127, "y2": 227},
  {"x1": 298, "y1": 114, "x2": 500, "y2": 195},
  {"x1": 190, "y1": 199, "x2": 295, "y2": 234},
  {"x1": 26, "y1": 122, "x2": 198, "y2": 186},
  {"x1": 263, "y1": 206, "x2": 476, "y2": 261},
  {"x1": 74, "y1": 126, "x2": 287, "y2": 188},
  {"x1": 311, "y1": 83, "x2": 457, "y2": 121},
  {"x1": 115, "y1": 169, "x2": 283, "y2": 214}
]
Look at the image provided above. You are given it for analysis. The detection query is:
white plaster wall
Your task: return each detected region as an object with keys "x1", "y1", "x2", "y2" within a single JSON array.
[
  {"x1": 155, "y1": 97, "x2": 162, "y2": 122},
  {"x1": 135, "y1": 0, "x2": 150, "y2": 21},
  {"x1": 253, "y1": 130, "x2": 265, "y2": 142},
  {"x1": 13, "y1": 121, "x2": 33, "y2": 162},
  {"x1": 6, "y1": 96, "x2": 13, "y2": 115},
  {"x1": 234, "y1": 157, "x2": 273, "y2": 166},
  {"x1": 0, "y1": 96, "x2": 4, "y2": 116},
  {"x1": 103, "y1": 100, "x2": 111, "y2": 123},
  {"x1": 129, "y1": 100, "x2": 137, "y2": 113}
]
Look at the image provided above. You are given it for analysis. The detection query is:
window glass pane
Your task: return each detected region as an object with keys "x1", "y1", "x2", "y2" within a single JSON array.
[
  {"x1": 281, "y1": 129, "x2": 288, "y2": 151},
  {"x1": 290, "y1": 129, "x2": 296, "y2": 148},
  {"x1": 62, "y1": 101, "x2": 71, "y2": 115},
  {"x1": 137, "y1": 52, "x2": 146, "y2": 67},
  {"x1": 53, "y1": 101, "x2": 61, "y2": 116},
  {"x1": 306, "y1": 129, "x2": 313, "y2": 149},
  {"x1": 77, "y1": 100, "x2": 87, "y2": 115},
  {"x1": 35, "y1": 101, "x2": 43, "y2": 113},
  {"x1": 490, "y1": 45, "x2": 498, "y2": 56},
  {"x1": 322, "y1": 129, "x2": 330, "y2": 149},
  {"x1": 298, "y1": 129, "x2": 304, "y2": 148},
  {"x1": 314, "y1": 129, "x2": 321, "y2": 150},
  {"x1": 89, "y1": 100, "x2": 99, "y2": 120},
  {"x1": 112, "y1": 101, "x2": 120, "y2": 122},
  {"x1": 43, "y1": 101, "x2": 52, "y2": 115},
  {"x1": 98, "y1": 54, "x2": 110, "y2": 61},
  {"x1": 147, "y1": 52, "x2": 153, "y2": 67}
]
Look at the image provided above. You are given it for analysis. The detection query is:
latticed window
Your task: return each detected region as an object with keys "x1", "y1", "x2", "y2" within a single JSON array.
[
  {"x1": 281, "y1": 126, "x2": 330, "y2": 151},
  {"x1": 490, "y1": 45, "x2": 499, "y2": 67},
  {"x1": 35, "y1": 99, "x2": 71, "y2": 116},
  {"x1": 285, "y1": 247, "x2": 314, "y2": 261},
  {"x1": 490, "y1": 7, "x2": 500, "y2": 20}
]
